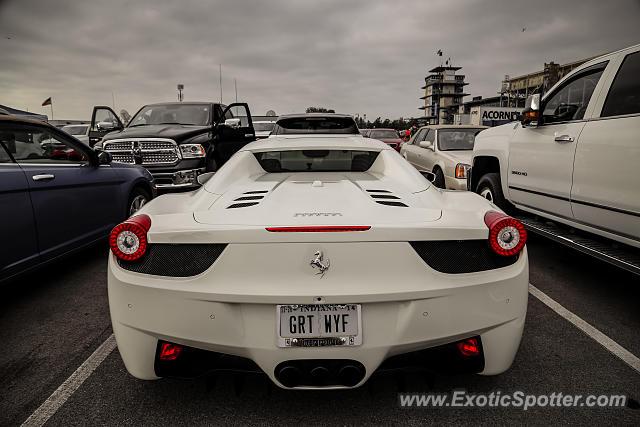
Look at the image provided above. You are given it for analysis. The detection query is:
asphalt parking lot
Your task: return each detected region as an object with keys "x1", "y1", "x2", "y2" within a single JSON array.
[{"x1": 1, "y1": 234, "x2": 639, "y2": 426}]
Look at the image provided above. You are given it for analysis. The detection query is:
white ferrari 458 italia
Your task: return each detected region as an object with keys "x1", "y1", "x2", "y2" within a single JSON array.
[{"x1": 108, "y1": 134, "x2": 528, "y2": 389}]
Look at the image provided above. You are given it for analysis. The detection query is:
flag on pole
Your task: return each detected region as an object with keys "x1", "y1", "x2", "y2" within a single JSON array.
[
  {"x1": 42, "y1": 97, "x2": 52, "y2": 106},
  {"x1": 436, "y1": 50, "x2": 442, "y2": 56}
]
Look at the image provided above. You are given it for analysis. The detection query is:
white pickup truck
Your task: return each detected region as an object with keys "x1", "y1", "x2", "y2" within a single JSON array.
[{"x1": 469, "y1": 44, "x2": 640, "y2": 273}]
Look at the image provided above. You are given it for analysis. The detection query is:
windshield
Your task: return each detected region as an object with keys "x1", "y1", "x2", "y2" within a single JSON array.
[
  {"x1": 128, "y1": 104, "x2": 211, "y2": 127},
  {"x1": 272, "y1": 117, "x2": 359, "y2": 135},
  {"x1": 255, "y1": 150, "x2": 379, "y2": 172},
  {"x1": 61, "y1": 125, "x2": 88, "y2": 135},
  {"x1": 437, "y1": 128, "x2": 485, "y2": 151},
  {"x1": 369, "y1": 130, "x2": 398, "y2": 139},
  {"x1": 254, "y1": 122, "x2": 275, "y2": 132}
]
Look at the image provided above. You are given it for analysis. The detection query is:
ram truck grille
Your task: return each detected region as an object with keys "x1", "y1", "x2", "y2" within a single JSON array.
[{"x1": 103, "y1": 139, "x2": 180, "y2": 165}]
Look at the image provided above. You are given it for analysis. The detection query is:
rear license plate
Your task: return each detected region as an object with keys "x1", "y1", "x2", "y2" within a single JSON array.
[{"x1": 277, "y1": 304, "x2": 362, "y2": 347}]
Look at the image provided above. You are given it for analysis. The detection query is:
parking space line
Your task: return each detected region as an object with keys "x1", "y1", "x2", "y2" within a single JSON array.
[
  {"x1": 529, "y1": 283, "x2": 640, "y2": 375},
  {"x1": 21, "y1": 334, "x2": 117, "y2": 427}
]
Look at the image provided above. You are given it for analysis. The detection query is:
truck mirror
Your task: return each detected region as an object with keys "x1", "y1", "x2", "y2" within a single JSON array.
[
  {"x1": 521, "y1": 94, "x2": 540, "y2": 127},
  {"x1": 97, "y1": 121, "x2": 118, "y2": 132},
  {"x1": 224, "y1": 118, "x2": 241, "y2": 128}
]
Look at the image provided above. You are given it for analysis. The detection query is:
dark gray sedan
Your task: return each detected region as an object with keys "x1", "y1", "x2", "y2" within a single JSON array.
[{"x1": 0, "y1": 115, "x2": 156, "y2": 282}]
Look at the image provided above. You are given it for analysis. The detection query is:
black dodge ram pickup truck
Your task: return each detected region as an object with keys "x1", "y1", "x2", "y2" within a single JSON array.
[{"x1": 89, "y1": 102, "x2": 255, "y2": 189}]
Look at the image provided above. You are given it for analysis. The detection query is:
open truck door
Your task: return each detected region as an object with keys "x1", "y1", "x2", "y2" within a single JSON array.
[
  {"x1": 89, "y1": 106, "x2": 124, "y2": 147},
  {"x1": 214, "y1": 103, "x2": 255, "y2": 165}
]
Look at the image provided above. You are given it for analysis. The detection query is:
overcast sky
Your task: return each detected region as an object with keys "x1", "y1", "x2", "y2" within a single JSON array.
[{"x1": 1, "y1": 0, "x2": 639, "y2": 121}]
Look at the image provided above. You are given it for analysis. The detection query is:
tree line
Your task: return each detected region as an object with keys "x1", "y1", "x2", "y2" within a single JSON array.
[{"x1": 305, "y1": 107, "x2": 420, "y2": 130}]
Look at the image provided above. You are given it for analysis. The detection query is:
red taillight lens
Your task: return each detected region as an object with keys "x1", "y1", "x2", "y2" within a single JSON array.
[
  {"x1": 484, "y1": 211, "x2": 527, "y2": 256},
  {"x1": 159, "y1": 342, "x2": 182, "y2": 361},
  {"x1": 265, "y1": 226, "x2": 371, "y2": 232},
  {"x1": 457, "y1": 338, "x2": 480, "y2": 357},
  {"x1": 109, "y1": 214, "x2": 151, "y2": 261},
  {"x1": 455, "y1": 163, "x2": 469, "y2": 179}
]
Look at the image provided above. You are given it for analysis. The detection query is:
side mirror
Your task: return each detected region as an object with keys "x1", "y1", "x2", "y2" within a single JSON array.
[
  {"x1": 419, "y1": 140, "x2": 433, "y2": 150},
  {"x1": 521, "y1": 94, "x2": 540, "y2": 126},
  {"x1": 419, "y1": 170, "x2": 436, "y2": 183},
  {"x1": 97, "y1": 121, "x2": 118, "y2": 132},
  {"x1": 197, "y1": 171, "x2": 215, "y2": 185},
  {"x1": 224, "y1": 118, "x2": 241, "y2": 128},
  {"x1": 97, "y1": 150, "x2": 112, "y2": 165}
]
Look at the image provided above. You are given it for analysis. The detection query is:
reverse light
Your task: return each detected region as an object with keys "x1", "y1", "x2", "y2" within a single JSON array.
[
  {"x1": 266, "y1": 226, "x2": 371, "y2": 232},
  {"x1": 159, "y1": 342, "x2": 183, "y2": 360},
  {"x1": 484, "y1": 211, "x2": 527, "y2": 256},
  {"x1": 457, "y1": 338, "x2": 480, "y2": 356},
  {"x1": 109, "y1": 214, "x2": 151, "y2": 261},
  {"x1": 455, "y1": 163, "x2": 470, "y2": 179},
  {"x1": 180, "y1": 144, "x2": 206, "y2": 158}
]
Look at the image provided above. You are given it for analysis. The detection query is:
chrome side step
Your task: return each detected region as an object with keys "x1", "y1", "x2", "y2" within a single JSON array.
[{"x1": 517, "y1": 216, "x2": 640, "y2": 276}]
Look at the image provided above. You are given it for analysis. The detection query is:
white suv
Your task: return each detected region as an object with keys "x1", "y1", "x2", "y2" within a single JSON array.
[{"x1": 470, "y1": 44, "x2": 640, "y2": 249}]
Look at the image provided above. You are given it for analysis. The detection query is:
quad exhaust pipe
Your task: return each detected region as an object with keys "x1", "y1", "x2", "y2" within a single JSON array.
[{"x1": 275, "y1": 360, "x2": 365, "y2": 387}]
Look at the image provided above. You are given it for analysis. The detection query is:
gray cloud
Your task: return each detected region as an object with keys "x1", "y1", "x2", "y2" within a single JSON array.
[{"x1": 1, "y1": 0, "x2": 639, "y2": 120}]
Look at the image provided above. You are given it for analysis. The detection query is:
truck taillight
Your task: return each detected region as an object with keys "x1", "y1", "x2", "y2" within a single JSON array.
[
  {"x1": 109, "y1": 214, "x2": 151, "y2": 261},
  {"x1": 484, "y1": 211, "x2": 527, "y2": 256}
]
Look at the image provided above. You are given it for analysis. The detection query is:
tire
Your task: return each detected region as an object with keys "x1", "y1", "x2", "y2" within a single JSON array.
[
  {"x1": 127, "y1": 187, "x2": 151, "y2": 217},
  {"x1": 432, "y1": 167, "x2": 445, "y2": 189},
  {"x1": 476, "y1": 173, "x2": 513, "y2": 213}
]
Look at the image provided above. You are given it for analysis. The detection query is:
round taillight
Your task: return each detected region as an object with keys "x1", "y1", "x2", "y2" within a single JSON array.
[
  {"x1": 109, "y1": 214, "x2": 151, "y2": 261},
  {"x1": 484, "y1": 211, "x2": 527, "y2": 256}
]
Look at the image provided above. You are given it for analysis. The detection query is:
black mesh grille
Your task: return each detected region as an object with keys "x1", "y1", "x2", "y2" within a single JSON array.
[
  {"x1": 410, "y1": 240, "x2": 519, "y2": 273},
  {"x1": 244, "y1": 190, "x2": 268, "y2": 194},
  {"x1": 117, "y1": 244, "x2": 227, "y2": 277}
]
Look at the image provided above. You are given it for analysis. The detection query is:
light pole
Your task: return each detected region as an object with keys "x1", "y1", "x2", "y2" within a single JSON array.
[{"x1": 177, "y1": 84, "x2": 184, "y2": 102}]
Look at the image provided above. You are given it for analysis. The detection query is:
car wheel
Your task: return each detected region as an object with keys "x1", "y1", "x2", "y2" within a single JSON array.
[
  {"x1": 476, "y1": 173, "x2": 513, "y2": 213},
  {"x1": 432, "y1": 168, "x2": 445, "y2": 189},
  {"x1": 127, "y1": 187, "x2": 150, "y2": 217}
]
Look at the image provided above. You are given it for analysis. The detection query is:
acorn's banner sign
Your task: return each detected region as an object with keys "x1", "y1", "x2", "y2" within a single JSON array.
[
  {"x1": 481, "y1": 109, "x2": 521, "y2": 121},
  {"x1": 471, "y1": 107, "x2": 522, "y2": 126}
]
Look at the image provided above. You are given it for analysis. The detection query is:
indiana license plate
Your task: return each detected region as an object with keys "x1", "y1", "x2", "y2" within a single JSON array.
[{"x1": 277, "y1": 304, "x2": 362, "y2": 347}]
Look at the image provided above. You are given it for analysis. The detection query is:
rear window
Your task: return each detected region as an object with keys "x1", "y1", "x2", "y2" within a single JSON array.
[
  {"x1": 254, "y1": 122, "x2": 275, "y2": 132},
  {"x1": 255, "y1": 150, "x2": 379, "y2": 172},
  {"x1": 272, "y1": 117, "x2": 359, "y2": 135},
  {"x1": 62, "y1": 125, "x2": 88, "y2": 135},
  {"x1": 369, "y1": 130, "x2": 398, "y2": 139},
  {"x1": 437, "y1": 128, "x2": 485, "y2": 151}
]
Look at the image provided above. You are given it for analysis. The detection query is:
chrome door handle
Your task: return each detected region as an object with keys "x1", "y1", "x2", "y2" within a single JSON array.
[
  {"x1": 554, "y1": 135, "x2": 574, "y2": 143},
  {"x1": 32, "y1": 174, "x2": 55, "y2": 181}
]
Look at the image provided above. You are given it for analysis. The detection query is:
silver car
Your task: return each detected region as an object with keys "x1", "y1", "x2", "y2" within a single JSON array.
[
  {"x1": 61, "y1": 124, "x2": 90, "y2": 145},
  {"x1": 400, "y1": 125, "x2": 487, "y2": 190}
]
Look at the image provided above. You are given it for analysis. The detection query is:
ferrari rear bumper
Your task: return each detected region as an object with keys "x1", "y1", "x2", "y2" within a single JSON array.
[{"x1": 108, "y1": 242, "x2": 528, "y2": 389}]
